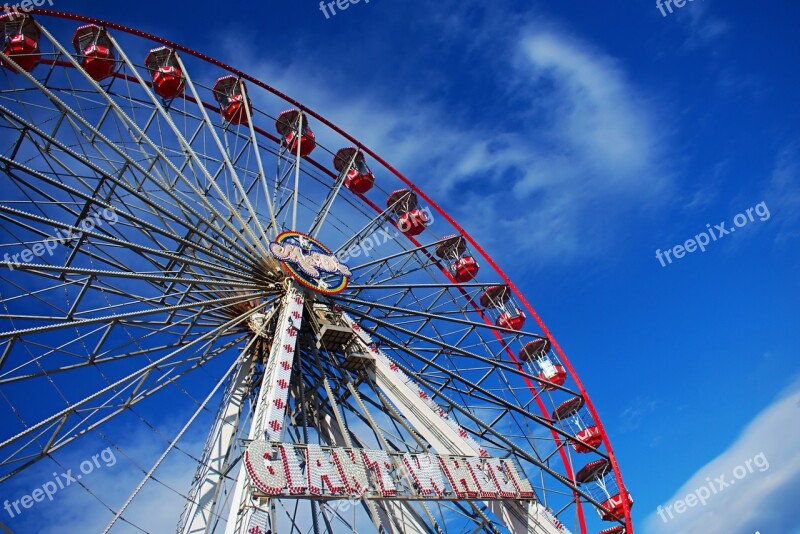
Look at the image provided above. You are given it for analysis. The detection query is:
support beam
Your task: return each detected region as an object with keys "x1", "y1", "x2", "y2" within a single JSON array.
[
  {"x1": 180, "y1": 320, "x2": 276, "y2": 534},
  {"x1": 225, "y1": 285, "x2": 305, "y2": 534},
  {"x1": 343, "y1": 312, "x2": 568, "y2": 534}
]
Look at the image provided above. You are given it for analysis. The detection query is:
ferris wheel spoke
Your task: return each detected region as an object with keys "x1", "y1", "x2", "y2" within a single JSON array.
[
  {"x1": 0, "y1": 271, "x2": 260, "y2": 343},
  {"x1": 2, "y1": 146, "x2": 253, "y2": 280},
  {"x1": 0, "y1": 204, "x2": 254, "y2": 280},
  {"x1": 333, "y1": 293, "x2": 539, "y2": 338},
  {"x1": 368, "y1": 246, "x2": 454, "y2": 287},
  {"x1": 337, "y1": 286, "x2": 548, "y2": 383},
  {"x1": 332, "y1": 203, "x2": 399, "y2": 259},
  {"x1": 0, "y1": 291, "x2": 262, "y2": 338},
  {"x1": 343, "y1": 237, "x2": 444, "y2": 275},
  {"x1": 382, "y1": 287, "x2": 487, "y2": 355},
  {"x1": 0, "y1": 337, "x2": 244, "y2": 484},
  {"x1": 1, "y1": 257, "x2": 257, "y2": 307},
  {"x1": 103, "y1": 354, "x2": 241, "y2": 534},
  {"x1": 174, "y1": 155, "x2": 268, "y2": 253},
  {"x1": 345, "y1": 313, "x2": 588, "y2": 461},
  {"x1": 101, "y1": 31, "x2": 267, "y2": 255},
  {"x1": 307, "y1": 149, "x2": 356, "y2": 239},
  {"x1": 233, "y1": 77, "x2": 280, "y2": 236},
  {"x1": 0, "y1": 305, "x2": 256, "y2": 481},
  {"x1": 0, "y1": 156, "x2": 260, "y2": 274},
  {"x1": 100, "y1": 33, "x2": 274, "y2": 251},
  {"x1": 333, "y1": 238, "x2": 440, "y2": 289},
  {"x1": 0, "y1": 110, "x2": 259, "y2": 269},
  {"x1": 337, "y1": 305, "x2": 537, "y2": 389},
  {"x1": 348, "y1": 282, "x2": 502, "y2": 290},
  {"x1": 346, "y1": 284, "x2": 481, "y2": 318},
  {"x1": 104, "y1": 129, "x2": 265, "y2": 266},
  {"x1": 288, "y1": 113, "x2": 304, "y2": 232},
  {"x1": 2, "y1": 45, "x2": 267, "y2": 262},
  {"x1": 1, "y1": 262, "x2": 261, "y2": 290},
  {"x1": 0, "y1": 292, "x2": 262, "y2": 384}
]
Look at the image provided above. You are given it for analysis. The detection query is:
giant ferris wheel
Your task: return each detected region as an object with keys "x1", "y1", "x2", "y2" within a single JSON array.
[{"x1": 0, "y1": 9, "x2": 633, "y2": 534}]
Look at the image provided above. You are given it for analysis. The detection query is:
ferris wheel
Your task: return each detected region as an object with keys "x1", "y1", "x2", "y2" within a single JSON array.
[{"x1": 0, "y1": 9, "x2": 633, "y2": 534}]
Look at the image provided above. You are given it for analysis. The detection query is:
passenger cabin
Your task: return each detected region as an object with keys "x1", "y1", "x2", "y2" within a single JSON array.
[
  {"x1": 72, "y1": 25, "x2": 115, "y2": 81},
  {"x1": 386, "y1": 189, "x2": 428, "y2": 237},
  {"x1": 479, "y1": 285, "x2": 526, "y2": 330},
  {"x1": 551, "y1": 396, "x2": 603, "y2": 453},
  {"x1": 276, "y1": 109, "x2": 316, "y2": 157},
  {"x1": 435, "y1": 234, "x2": 479, "y2": 283},
  {"x1": 1, "y1": 13, "x2": 40, "y2": 72},
  {"x1": 145, "y1": 47, "x2": 184, "y2": 99},
  {"x1": 213, "y1": 75, "x2": 249, "y2": 125},
  {"x1": 575, "y1": 459, "x2": 633, "y2": 522},
  {"x1": 519, "y1": 338, "x2": 567, "y2": 390},
  {"x1": 334, "y1": 147, "x2": 374, "y2": 194}
]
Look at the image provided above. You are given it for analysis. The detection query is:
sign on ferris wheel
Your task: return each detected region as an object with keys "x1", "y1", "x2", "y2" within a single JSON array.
[
  {"x1": 269, "y1": 231, "x2": 352, "y2": 295},
  {"x1": 244, "y1": 440, "x2": 536, "y2": 501}
]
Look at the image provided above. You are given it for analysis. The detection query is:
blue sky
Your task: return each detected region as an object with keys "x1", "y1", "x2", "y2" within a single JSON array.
[{"x1": 3, "y1": 0, "x2": 800, "y2": 532}]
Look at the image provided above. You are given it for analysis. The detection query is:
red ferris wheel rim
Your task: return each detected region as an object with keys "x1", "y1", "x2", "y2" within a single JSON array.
[{"x1": 20, "y1": 8, "x2": 634, "y2": 532}]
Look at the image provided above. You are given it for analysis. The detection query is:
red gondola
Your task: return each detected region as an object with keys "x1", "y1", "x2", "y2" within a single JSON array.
[
  {"x1": 552, "y1": 396, "x2": 603, "y2": 453},
  {"x1": 213, "y1": 76, "x2": 249, "y2": 125},
  {"x1": 1, "y1": 13, "x2": 40, "y2": 73},
  {"x1": 575, "y1": 459, "x2": 633, "y2": 521},
  {"x1": 387, "y1": 189, "x2": 428, "y2": 237},
  {"x1": 145, "y1": 47, "x2": 184, "y2": 99},
  {"x1": 435, "y1": 235, "x2": 480, "y2": 282},
  {"x1": 519, "y1": 339, "x2": 567, "y2": 390},
  {"x1": 72, "y1": 25, "x2": 115, "y2": 81},
  {"x1": 480, "y1": 285, "x2": 526, "y2": 330},
  {"x1": 277, "y1": 109, "x2": 316, "y2": 157},
  {"x1": 334, "y1": 147, "x2": 374, "y2": 194}
]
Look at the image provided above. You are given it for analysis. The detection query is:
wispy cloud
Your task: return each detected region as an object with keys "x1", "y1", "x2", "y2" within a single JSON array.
[
  {"x1": 681, "y1": 0, "x2": 730, "y2": 50},
  {"x1": 3, "y1": 419, "x2": 207, "y2": 533},
  {"x1": 643, "y1": 378, "x2": 800, "y2": 533},
  {"x1": 221, "y1": 16, "x2": 673, "y2": 265},
  {"x1": 618, "y1": 397, "x2": 658, "y2": 433}
]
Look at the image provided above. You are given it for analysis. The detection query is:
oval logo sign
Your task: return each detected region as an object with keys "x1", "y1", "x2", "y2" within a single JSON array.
[{"x1": 269, "y1": 232, "x2": 351, "y2": 295}]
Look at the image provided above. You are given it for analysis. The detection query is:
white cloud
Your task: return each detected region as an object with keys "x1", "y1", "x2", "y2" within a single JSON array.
[
  {"x1": 2, "y1": 413, "x2": 210, "y2": 533},
  {"x1": 218, "y1": 19, "x2": 673, "y2": 264},
  {"x1": 517, "y1": 33, "x2": 658, "y2": 181},
  {"x1": 643, "y1": 380, "x2": 800, "y2": 533}
]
